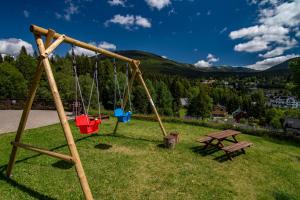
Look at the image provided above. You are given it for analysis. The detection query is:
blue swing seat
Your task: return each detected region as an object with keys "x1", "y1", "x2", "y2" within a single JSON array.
[{"x1": 114, "y1": 108, "x2": 132, "y2": 123}]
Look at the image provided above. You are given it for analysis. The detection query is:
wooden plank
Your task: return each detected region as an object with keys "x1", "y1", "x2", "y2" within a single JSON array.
[
  {"x1": 196, "y1": 136, "x2": 212, "y2": 143},
  {"x1": 12, "y1": 142, "x2": 74, "y2": 163},
  {"x1": 222, "y1": 141, "x2": 252, "y2": 153},
  {"x1": 30, "y1": 24, "x2": 134, "y2": 63},
  {"x1": 208, "y1": 130, "x2": 240, "y2": 140}
]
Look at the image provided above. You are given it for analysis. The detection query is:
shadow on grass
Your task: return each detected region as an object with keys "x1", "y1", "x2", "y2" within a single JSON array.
[
  {"x1": 0, "y1": 134, "x2": 95, "y2": 199},
  {"x1": 94, "y1": 143, "x2": 112, "y2": 150},
  {"x1": 157, "y1": 144, "x2": 167, "y2": 149},
  {"x1": 0, "y1": 170, "x2": 57, "y2": 200},
  {"x1": 191, "y1": 146, "x2": 219, "y2": 156},
  {"x1": 274, "y1": 191, "x2": 296, "y2": 200},
  {"x1": 213, "y1": 151, "x2": 244, "y2": 163},
  {"x1": 99, "y1": 133, "x2": 161, "y2": 143},
  {"x1": 51, "y1": 160, "x2": 74, "y2": 169},
  {"x1": 0, "y1": 134, "x2": 95, "y2": 170},
  {"x1": 191, "y1": 145, "x2": 247, "y2": 162}
]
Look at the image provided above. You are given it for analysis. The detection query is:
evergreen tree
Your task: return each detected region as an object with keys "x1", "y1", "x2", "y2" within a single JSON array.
[
  {"x1": 156, "y1": 81, "x2": 173, "y2": 116},
  {"x1": 170, "y1": 79, "x2": 185, "y2": 116},
  {"x1": 187, "y1": 87, "x2": 212, "y2": 119},
  {"x1": 289, "y1": 58, "x2": 300, "y2": 97},
  {"x1": 133, "y1": 85, "x2": 148, "y2": 113},
  {"x1": 4, "y1": 55, "x2": 14, "y2": 63},
  {"x1": 0, "y1": 54, "x2": 3, "y2": 63},
  {"x1": 16, "y1": 46, "x2": 36, "y2": 81},
  {"x1": 0, "y1": 62, "x2": 27, "y2": 99}
]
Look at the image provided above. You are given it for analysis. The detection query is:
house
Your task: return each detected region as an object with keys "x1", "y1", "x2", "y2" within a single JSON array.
[
  {"x1": 269, "y1": 96, "x2": 300, "y2": 109},
  {"x1": 212, "y1": 104, "x2": 228, "y2": 117},
  {"x1": 180, "y1": 98, "x2": 189, "y2": 107},
  {"x1": 202, "y1": 80, "x2": 215, "y2": 85},
  {"x1": 232, "y1": 107, "x2": 247, "y2": 123},
  {"x1": 283, "y1": 117, "x2": 300, "y2": 135}
]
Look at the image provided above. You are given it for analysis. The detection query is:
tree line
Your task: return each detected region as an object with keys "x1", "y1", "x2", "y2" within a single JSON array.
[{"x1": 0, "y1": 47, "x2": 299, "y2": 127}]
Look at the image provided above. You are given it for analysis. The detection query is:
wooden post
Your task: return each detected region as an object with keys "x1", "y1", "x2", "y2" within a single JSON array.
[
  {"x1": 6, "y1": 31, "x2": 55, "y2": 177},
  {"x1": 133, "y1": 61, "x2": 167, "y2": 137},
  {"x1": 35, "y1": 36, "x2": 93, "y2": 200}
]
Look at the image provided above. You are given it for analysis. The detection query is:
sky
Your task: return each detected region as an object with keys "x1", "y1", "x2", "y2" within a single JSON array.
[{"x1": 0, "y1": 0, "x2": 299, "y2": 70}]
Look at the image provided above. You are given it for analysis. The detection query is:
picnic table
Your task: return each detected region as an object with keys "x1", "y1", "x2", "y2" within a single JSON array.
[{"x1": 196, "y1": 129, "x2": 252, "y2": 160}]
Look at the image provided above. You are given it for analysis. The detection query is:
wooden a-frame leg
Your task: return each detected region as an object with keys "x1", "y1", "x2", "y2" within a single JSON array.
[
  {"x1": 6, "y1": 30, "x2": 56, "y2": 177},
  {"x1": 6, "y1": 60, "x2": 44, "y2": 177},
  {"x1": 113, "y1": 68, "x2": 137, "y2": 134},
  {"x1": 35, "y1": 36, "x2": 93, "y2": 200},
  {"x1": 133, "y1": 61, "x2": 167, "y2": 137}
]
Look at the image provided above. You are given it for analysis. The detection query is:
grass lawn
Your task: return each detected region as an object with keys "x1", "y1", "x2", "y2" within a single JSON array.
[{"x1": 0, "y1": 118, "x2": 299, "y2": 200}]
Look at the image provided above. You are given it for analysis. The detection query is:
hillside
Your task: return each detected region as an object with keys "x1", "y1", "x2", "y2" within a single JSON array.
[
  {"x1": 117, "y1": 50, "x2": 298, "y2": 78},
  {"x1": 117, "y1": 50, "x2": 256, "y2": 78},
  {"x1": 265, "y1": 57, "x2": 300, "y2": 72}
]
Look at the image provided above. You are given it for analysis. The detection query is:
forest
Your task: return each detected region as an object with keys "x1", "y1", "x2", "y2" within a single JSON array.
[{"x1": 0, "y1": 46, "x2": 300, "y2": 129}]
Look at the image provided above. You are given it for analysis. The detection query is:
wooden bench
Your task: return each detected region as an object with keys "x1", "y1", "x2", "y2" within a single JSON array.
[
  {"x1": 222, "y1": 141, "x2": 252, "y2": 160},
  {"x1": 196, "y1": 136, "x2": 213, "y2": 149}
]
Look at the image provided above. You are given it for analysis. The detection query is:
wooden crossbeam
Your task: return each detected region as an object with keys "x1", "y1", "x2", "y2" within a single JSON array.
[
  {"x1": 43, "y1": 34, "x2": 65, "y2": 57},
  {"x1": 30, "y1": 24, "x2": 134, "y2": 63},
  {"x1": 11, "y1": 142, "x2": 74, "y2": 163}
]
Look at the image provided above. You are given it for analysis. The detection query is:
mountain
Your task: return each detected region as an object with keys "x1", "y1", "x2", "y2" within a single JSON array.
[
  {"x1": 265, "y1": 57, "x2": 299, "y2": 72},
  {"x1": 117, "y1": 50, "x2": 257, "y2": 78}
]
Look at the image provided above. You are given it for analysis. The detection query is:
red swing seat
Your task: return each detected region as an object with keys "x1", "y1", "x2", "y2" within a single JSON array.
[{"x1": 75, "y1": 114, "x2": 101, "y2": 134}]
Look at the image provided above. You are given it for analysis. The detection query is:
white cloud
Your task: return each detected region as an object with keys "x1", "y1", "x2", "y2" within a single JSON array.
[
  {"x1": 99, "y1": 41, "x2": 117, "y2": 50},
  {"x1": 135, "y1": 16, "x2": 152, "y2": 28},
  {"x1": 259, "y1": 39, "x2": 297, "y2": 58},
  {"x1": 234, "y1": 37, "x2": 269, "y2": 52},
  {"x1": 194, "y1": 53, "x2": 219, "y2": 68},
  {"x1": 71, "y1": 41, "x2": 117, "y2": 56},
  {"x1": 107, "y1": 0, "x2": 126, "y2": 7},
  {"x1": 207, "y1": 53, "x2": 219, "y2": 62},
  {"x1": 230, "y1": 0, "x2": 300, "y2": 57},
  {"x1": 55, "y1": 1, "x2": 79, "y2": 21},
  {"x1": 0, "y1": 38, "x2": 34, "y2": 56},
  {"x1": 229, "y1": 25, "x2": 288, "y2": 40},
  {"x1": 245, "y1": 54, "x2": 299, "y2": 70},
  {"x1": 23, "y1": 10, "x2": 29, "y2": 18},
  {"x1": 105, "y1": 14, "x2": 151, "y2": 29},
  {"x1": 194, "y1": 60, "x2": 212, "y2": 68},
  {"x1": 145, "y1": 0, "x2": 171, "y2": 10},
  {"x1": 64, "y1": 2, "x2": 79, "y2": 21}
]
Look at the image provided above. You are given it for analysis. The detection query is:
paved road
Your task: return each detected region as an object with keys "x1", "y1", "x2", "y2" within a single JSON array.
[{"x1": 0, "y1": 110, "x2": 72, "y2": 134}]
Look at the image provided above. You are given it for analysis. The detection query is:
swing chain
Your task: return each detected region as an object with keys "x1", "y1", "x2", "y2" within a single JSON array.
[
  {"x1": 71, "y1": 45, "x2": 87, "y2": 115},
  {"x1": 114, "y1": 58, "x2": 123, "y2": 108}
]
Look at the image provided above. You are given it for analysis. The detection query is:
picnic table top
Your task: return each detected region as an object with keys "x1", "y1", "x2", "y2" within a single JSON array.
[{"x1": 207, "y1": 129, "x2": 240, "y2": 140}]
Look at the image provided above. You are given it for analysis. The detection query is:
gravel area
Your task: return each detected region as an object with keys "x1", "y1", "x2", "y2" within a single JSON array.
[{"x1": 0, "y1": 110, "x2": 72, "y2": 134}]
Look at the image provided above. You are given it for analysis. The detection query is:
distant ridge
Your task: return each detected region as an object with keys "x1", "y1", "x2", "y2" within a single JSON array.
[
  {"x1": 116, "y1": 50, "x2": 296, "y2": 78},
  {"x1": 265, "y1": 57, "x2": 300, "y2": 72}
]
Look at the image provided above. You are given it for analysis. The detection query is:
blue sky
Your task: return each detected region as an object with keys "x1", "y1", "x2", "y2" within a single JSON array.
[{"x1": 0, "y1": 0, "x2": 299, "y2": 70}]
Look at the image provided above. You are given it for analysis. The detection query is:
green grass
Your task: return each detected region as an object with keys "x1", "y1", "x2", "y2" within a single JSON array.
[{"x1": 0, "y1": 119, "x2": 299, "y2": 200}]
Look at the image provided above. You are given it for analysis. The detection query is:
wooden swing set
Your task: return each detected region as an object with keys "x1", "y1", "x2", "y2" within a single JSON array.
[{"x1": 6, "y1": 25, "x2": 168, "y2": 200}]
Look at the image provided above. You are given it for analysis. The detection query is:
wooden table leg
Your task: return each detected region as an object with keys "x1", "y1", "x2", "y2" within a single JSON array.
[{"x1": 232, "y1": 135, "x2": 238, "y2": 143}]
